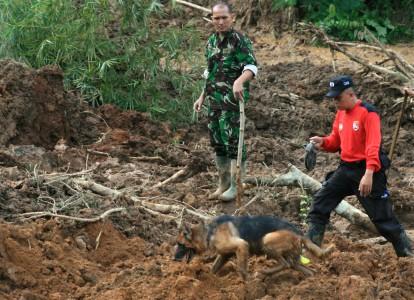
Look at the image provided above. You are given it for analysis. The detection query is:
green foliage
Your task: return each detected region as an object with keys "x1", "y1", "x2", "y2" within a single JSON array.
[
  {"x1": 299, "y1": 194, "x2": 312, "y2": 224},
  {"x1": 0, "y1": 0, "x2": 203, "y2": 126},
  {"x1": 272, "y1": 0, "x2": 414, "y2": 43},
  {"x1": 272, "y1": 0, "x2": 297, "y2": 11}
]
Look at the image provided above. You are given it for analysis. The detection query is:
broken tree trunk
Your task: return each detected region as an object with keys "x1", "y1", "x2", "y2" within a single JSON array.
[{"x1": 245, "y1": 164, "x2": 378, "y2": 233}]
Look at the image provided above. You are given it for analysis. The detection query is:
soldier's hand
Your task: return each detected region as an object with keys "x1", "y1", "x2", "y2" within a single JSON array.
[
  {"x1": 233, "y1": 79, "x2": 244, "y2": 101},
  {"x1": 309, "y1": 136, "x2": 323, "y2": 149},
  {"x1": 193, "y1": 97, "x2": 204, "y2": 112},
  {"x1": 359, "y1": 170, "x2": 373, "y2": 197}
]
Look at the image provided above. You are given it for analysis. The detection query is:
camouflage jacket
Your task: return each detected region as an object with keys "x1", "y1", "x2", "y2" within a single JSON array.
[{"x1": 204, "y1": 29, "x2": 257, "y2": 111}]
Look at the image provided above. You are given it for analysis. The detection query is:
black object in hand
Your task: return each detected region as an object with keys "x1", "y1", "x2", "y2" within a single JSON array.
[{"x1": 305, "y1": 142, "x2": 317, "y2": 171}]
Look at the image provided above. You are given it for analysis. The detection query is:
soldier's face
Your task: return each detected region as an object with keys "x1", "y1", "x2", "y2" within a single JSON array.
[{"x1": 212, "y1": 5, "x2": 234, "y2": 33}]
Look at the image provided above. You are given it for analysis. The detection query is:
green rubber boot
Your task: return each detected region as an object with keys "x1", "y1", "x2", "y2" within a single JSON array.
[
  {"x1": 208, "y1": 156, "x2": 231, "y2": 200},
  {"x1": 219, "y1": 160, "x2": 246, "y2": 202}
]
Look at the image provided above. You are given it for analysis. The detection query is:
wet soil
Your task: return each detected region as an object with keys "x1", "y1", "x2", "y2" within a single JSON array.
[{"x1": 0, "y1": 21, "x2": 414, "y2": 299}]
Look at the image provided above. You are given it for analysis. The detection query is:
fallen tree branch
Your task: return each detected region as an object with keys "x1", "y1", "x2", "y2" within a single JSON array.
[
  {"x1": 68, "y1": 178, "x2": 212, "y2": 221},
  {"x1": 245, "y1": 164, "x2": 378, "y2": 233},
  {"x1": 153, "y1": 169, "x2": 187, "y2": 189},
  {"x1": 175, "y1": 0, "x2": 210, "y2": 13},
  {"x1": 73, "y1": 179, "x2": 122, "y2": 198},
  {"x1": 233, "y1": 194, "x2": 260, "y2": 216},
  {"x1": 131, "y1": 156, "x2": 166, "y2": 164},
  {"x1": 139, "y1": 206, "x2": 177, "y2": 223},
  {"x1": 86, "y1": 149, "x2": 110, "y2": 157},
  {"x1": 299, "y1": 23, "x2": 412, "y2": 83},
  {"x1": 153, "y1": 154, "x2": 208, "y2": 188},
  {"x1": 330, "y1": 40, "x2": 409, "y2": 82},
  {"x1": 139, "y1": 200, "x2": 211, "y2": 221},
  {"x1": 18, "y1": 207, "x2": 126, "y2": 222},
  {"x1": 364, "y1": 28, "x2": 414, "y2": 77},
  {"x1": 42, "y1": 170, "x2": 94, "y2": 185}
]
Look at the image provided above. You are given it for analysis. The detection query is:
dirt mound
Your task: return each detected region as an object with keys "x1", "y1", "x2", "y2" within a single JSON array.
[
  {"x1": 0, "y1": 220, "x2": 149, "y2": 299},
  {"x1": 2, "y1": 220, "x2": 413, "y2": 300},
  {"x1": 0, "y1": 59, "x2": 100, "y2": 149}
]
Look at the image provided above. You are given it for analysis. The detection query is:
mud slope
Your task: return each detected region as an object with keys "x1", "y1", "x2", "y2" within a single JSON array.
[{"x1": 1, "y1": 32, "x2": 414, "y2": 299}]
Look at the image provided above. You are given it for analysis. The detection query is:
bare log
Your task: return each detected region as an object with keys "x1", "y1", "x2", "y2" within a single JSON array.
[{"x1": 245, "y1": 164, "x2": 378, "y2": 233}]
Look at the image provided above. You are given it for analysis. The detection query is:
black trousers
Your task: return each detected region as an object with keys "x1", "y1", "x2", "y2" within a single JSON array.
[{"x1": 307, "y1": 161, "x2": 404, "y2": 245}]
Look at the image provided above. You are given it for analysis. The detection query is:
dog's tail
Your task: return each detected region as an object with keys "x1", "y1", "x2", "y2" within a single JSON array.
[{"x1": 301, "y1": 237, "x2": 334, "y2": 258}]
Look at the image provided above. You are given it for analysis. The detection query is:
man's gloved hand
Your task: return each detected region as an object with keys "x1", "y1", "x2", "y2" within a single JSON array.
[{"x1": 305, "y1": 142, "x2": 317, "y2": 171}]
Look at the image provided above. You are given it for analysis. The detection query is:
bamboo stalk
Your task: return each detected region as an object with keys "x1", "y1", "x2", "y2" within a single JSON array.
[
  {"x1": 389, "y1": 91, "x2": 409, "y2": 162},
  {"x1": 236, "y1": 101, "x2": 245, "y2": 208}
]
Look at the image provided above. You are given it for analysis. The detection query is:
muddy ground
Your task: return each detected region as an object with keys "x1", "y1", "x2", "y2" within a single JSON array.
[{"x1": 1, "y1": 12, "x2": 414, "y2": 300}]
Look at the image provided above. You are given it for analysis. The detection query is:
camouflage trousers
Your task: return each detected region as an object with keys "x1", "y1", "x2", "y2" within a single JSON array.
[{"x1": 208, "y1": 107, "x2": 246, "y2": 160}]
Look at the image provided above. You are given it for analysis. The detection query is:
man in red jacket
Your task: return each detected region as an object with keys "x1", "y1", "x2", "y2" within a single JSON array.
[{"x1": 307, "y1": 75, "x2": 413, "y2": 257}]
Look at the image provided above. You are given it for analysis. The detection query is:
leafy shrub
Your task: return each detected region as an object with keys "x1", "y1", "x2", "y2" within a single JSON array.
[
  {"x1": 272, "y1": 0, "x2": 414, "y2": 43},
  {"x1": 0, "y1": 0, "x2": 203, "y2": 126}
]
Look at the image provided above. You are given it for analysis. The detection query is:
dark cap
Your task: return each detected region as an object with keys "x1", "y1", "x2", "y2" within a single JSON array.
[{"x1": 326, "y1": 75, "x2": 353, "y2": 98}]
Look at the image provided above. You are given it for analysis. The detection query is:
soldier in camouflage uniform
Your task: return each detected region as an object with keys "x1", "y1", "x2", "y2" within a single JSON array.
[{"x1": 194, "y1": 2, "x2": 258, "y2": 201}]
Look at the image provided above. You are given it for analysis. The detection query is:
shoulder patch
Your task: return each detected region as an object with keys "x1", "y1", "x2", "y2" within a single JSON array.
[{"x1": 360, "y1": 101, "x2": 379, "y2": 114}]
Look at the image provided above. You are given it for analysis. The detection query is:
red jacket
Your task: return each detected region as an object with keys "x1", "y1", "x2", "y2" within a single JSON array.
[{"x1": 322, "y1": 100, "x2": 382, "y2": 172}]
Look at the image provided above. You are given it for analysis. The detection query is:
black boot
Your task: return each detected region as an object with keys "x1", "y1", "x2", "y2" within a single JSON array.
[
  {"x1": 306, "y1": 223, "x2": 326, "y2": 247},
  {"x1": 393, "y1": 231, "x2": 414, "y2": 257}
]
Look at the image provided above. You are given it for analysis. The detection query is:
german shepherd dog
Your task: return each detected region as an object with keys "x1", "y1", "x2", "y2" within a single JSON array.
[{"x1": 174, "y1": 215, "x2": 333, "y2": 280}]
